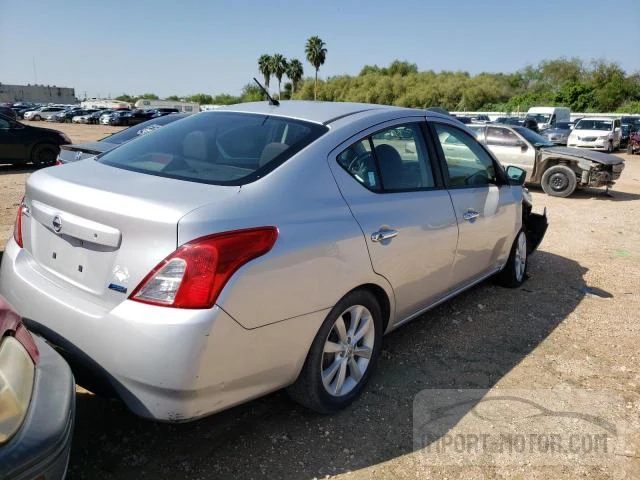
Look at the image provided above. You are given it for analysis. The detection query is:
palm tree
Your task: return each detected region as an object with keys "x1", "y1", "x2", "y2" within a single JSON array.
[
  {"x1": 258, "y1": 54, "x2": 273, "y2": 90},
  {"x1": 305, "y1": 36, "x2": 327, "y2": 101},
  {"x1": 287, "y1": 59, "x2": 304, "y2": 94},
  {"x1": 271, "y1": 54, "x2": 288, "y2": 100}
]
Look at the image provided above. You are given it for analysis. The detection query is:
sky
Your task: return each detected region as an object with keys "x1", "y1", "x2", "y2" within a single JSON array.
[{"x1": 1, "y1": 0, "x2": 639, "y2": 99}]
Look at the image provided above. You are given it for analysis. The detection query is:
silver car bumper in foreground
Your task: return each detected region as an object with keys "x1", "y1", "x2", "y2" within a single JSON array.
[{"x1": 0, "y1": 238, "x2": 326, "y2": 422}]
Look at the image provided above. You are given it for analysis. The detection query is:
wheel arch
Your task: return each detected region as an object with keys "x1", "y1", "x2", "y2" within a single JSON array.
[{"x1": 357, "y1": 283, "x2": 392, "y2": 334}]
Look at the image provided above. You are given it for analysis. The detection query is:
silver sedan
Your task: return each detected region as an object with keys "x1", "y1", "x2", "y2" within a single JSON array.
[{"x1": 0, "y1": 102, "x2": 547, "y2": 421}]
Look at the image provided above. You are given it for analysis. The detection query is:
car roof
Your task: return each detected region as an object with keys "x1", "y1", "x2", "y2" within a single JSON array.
[
  {"x1": 578, "y1": 117, "x2": 613, "y2": 121},
  {"x1": 213, "y1": 100, "x2": 427, "y2": 125}
]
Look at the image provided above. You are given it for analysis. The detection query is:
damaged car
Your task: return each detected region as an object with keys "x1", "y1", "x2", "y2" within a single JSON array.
[
  {"x1": 1, "y1": 102, "x2": 547, "y2": 421},
  {"x1": 469, "y1": 124, "x2": 625, "y2": 197}
]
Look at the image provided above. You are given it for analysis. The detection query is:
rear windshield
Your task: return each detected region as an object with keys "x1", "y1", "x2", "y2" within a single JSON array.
[{"x1": 98, "y1": 112, "x2": 328, "y2": 185}]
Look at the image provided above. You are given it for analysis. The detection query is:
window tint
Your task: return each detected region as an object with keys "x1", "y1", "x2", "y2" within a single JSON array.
[
  {"x1": 434, "y1": 123, "x2": 497, "y2": 187},
  {"x1": 98, "y1": 112, "x2": 328, "y2": 185},
  {"x1": 337, "y1": 123, "x2": 435, "y2": 192},
  {"x1": 0, "y1": 118, "x2": 10, "y2": 129},
  {"x1": 486, "y1": 127, "x2": 520, "y2": 147}
]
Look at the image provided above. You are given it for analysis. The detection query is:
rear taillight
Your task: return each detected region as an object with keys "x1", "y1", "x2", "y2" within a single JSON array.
[
  {"x1": 0, "y1": 302, "x2": 39, "y2": 444},
  {"x1": 130, "y1": 227, "x2": 278, "y2": 309},
  {"x1": 55, "y1": 159, "x2": 63, "y2": 166},
  {"x1": 12, "y1": 199, "x2": 24, "y2": 248}
]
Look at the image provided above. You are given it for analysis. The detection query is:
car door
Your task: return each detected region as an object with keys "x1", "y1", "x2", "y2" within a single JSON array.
[
  {"x1": 430, "y1": 121, "x2": 518, "y2": 288},
  {"x1": 485, "y1": 126, "x2": 536, "y2": 180},
  {"x1": 328, "y1": 120, "x2": 459, "y2": 323},
  {"x1": 0, "y1": 117, "x2": 30, "y2": 161}
]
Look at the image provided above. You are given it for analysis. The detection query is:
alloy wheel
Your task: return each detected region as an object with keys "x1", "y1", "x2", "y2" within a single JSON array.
[{"x1": 321, "y1": 304, "x2": 375, "y2": 397}]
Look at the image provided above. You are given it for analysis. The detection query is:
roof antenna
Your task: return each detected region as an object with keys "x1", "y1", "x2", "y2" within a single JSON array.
[{"x1": 253, "y1": 77, "x2": 279, "y2": 106}]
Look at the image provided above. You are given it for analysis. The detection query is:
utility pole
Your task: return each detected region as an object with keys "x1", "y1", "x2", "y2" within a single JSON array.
[{"x1": 32, "y1": 57, "x2": 38, "y2": 84}]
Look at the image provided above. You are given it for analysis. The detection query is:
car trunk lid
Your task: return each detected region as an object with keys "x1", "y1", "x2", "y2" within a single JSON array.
[{"x1": 22, "y1": 160, "x2": 239, "y2": 308}]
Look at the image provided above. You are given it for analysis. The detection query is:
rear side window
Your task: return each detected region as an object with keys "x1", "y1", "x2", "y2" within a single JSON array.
[{"x1": 98, "y1": 112, "x2": 327, "y2": 185}]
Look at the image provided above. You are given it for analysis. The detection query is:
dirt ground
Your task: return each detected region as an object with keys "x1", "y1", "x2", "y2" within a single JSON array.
[{"x1": 1, "y1": 123, "x2": 639, "y2": 479}]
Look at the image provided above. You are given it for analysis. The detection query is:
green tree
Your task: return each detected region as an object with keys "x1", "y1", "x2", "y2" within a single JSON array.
[
  {"x1": 165, "y1": 95, "x2": 182, "y2": 101},
  {"x1": 287, "y1": 58, "x2": 304, "y2": 94},
  {"x1": 115, "y1": 94, "x2": 135, "y2": 103},
  {"x1": 186, "y1": 93, "x2": 214, "y2": 105},
  {"x1": 258, "y1": 54, "x2": 273, "y2": 90},
  {"x1": 305, "y1": 36, "x2": 327, "y2": 101},
  {"x1": 139, "y1": 93, "x2": 159, "y2": 100},
  {"x1": 271, "y1": 54, "x2": 288, "y2": 99}
]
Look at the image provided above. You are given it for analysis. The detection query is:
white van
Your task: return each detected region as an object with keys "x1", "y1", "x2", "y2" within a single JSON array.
[{"x1": 525, "y1": 107, "x2": 571, "y2": 131}]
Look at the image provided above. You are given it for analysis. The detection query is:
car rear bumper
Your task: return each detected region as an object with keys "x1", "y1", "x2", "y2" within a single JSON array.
[
  {"x1": 0, "y1": 239, "x2": 324, "y2": 421},
  {"x1": 0, "y1": 336, "x2": 75, "y2": 480}
]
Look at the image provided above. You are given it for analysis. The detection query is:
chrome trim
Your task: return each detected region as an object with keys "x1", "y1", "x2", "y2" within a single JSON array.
[
  {"x1": 463, "y1": 210, "x2": 480, "y2": 221},
  {"x1": 370, "y1": 229, "x2": 399, "y2": 242}
]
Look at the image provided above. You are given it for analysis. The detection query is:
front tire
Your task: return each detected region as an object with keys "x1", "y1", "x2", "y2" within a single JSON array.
[
  {"x1": 495, "y1": 230, "x2": 528, "y2": 288},
  {"x1": 541, "y1": 164, "x2": 577, "y2": 197},
  {"x1": 287, "y1": 290, "x2": 383, "y2": 413},
  {"x1": 31, "y1": 143, "x2": 58, "y2": 166},
  {"x1": 606, "y1": 141, "x2": 613, "y2": 153}
]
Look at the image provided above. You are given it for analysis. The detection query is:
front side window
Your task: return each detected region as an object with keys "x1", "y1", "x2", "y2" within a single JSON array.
[
  {"x1": 337, "y1": 123, "x2": 435, "y2": 193},
  {"x1": 433, "y1": 123, "x2": 497, "y2": 187},
  {"x1": 98, "y1": 112, "x2": 328, "y2": 185},
  {"x1": 486, "y1": 127, "x2": 520, "y2": 147}
]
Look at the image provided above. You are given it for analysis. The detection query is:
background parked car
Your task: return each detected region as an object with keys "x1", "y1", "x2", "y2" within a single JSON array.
[
  {"x1": 57, "y1": 113, "x2": 189, "y2": 164},
  {"x1": 150, "y1": 108, "x2": 180, "y2": 117},
  {"x1": 0, "y1": 113, "x2": 71, "y2": 165},
  {"x1": 0, "y1": 296, "x2": 75, "y2": 480},
  {"x1": 494, "y1": 116, "x2": 523, "y2": 125},
  {"x1": 470, "y1": 123, "x2": 624, "y2": 197},
  {"x1": 47, "y1": 108, "x2": 85, "y2": 123},
  {"x1": 71, "y1": 109, "x2": 104, "y2": 124},
  {"x1": 540, "y1": 121, "x2": 572, "y2": 145},
  {"x1": 0, "y1": 106, "x2": 18, "y2": 120},
  {"x1": 23, "y1": 106, "x2": 68, "y2": 121},
  {"x1": 110, "y1": 109, "x2": 155, "y2": 126},
  {"x1": 567, "y1": 117, "x2": 621, "y2": 152},
  {"x1": 100, "y1": 110, "x2": 129, "y2": 125}
]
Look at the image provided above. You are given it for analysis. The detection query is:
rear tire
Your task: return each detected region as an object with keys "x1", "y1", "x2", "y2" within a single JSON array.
[
  {"x1": 495, "y1": 230, "x2": 528, "y2": 288},
  {"x1": 287, "y1": 290, "x2": 383, "y2": 413},
  {"x1": 541, "y1": 164, "x2": 577, "y2": 197},
  {"x1": 31, "y1": 143, "x2": 58, "y2": 166},
  {"x1": 33, "y1": 114, "x2": 41, "y2": 121}
]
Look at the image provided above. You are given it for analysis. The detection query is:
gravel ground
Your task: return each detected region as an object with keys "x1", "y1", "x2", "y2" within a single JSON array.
[{"x1": 1, "y1": 123, "x2": 639, "y2": 479}]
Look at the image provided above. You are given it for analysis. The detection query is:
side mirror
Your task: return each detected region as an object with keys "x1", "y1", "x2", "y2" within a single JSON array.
[
  {"x1": 506, "y1": 165, "x2": 527, "y2": 186},
  {"x1": 516, "y1": 140, "x2": 527, "y2": 151}
]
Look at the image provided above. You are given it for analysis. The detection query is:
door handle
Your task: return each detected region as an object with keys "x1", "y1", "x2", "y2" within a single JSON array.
[
  {"x1": 462, "y1": 210, "x2": 480, "y2": 221},
  {"x1": 371, "y1": 229, "x2": 399, "y2": 242}
]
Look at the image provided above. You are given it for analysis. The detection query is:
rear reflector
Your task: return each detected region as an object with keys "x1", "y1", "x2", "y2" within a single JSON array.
[{"x1": 130, "y1": 227, "x2": 278, "y2": 309}]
